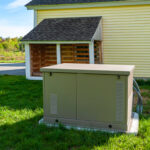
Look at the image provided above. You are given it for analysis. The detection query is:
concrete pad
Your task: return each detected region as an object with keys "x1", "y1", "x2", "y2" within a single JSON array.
[{"x1": 128, "y1": 112, "x2": 139, "y2": 135}]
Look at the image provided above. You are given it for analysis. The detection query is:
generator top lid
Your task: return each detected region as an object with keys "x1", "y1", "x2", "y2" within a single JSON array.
[{"x1": 40, "y1": 64, "x2": 135, "y2": 76}]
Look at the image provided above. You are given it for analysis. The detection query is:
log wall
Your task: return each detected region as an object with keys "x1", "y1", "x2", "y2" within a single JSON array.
[
  {"x1": 30, "y1": 44, "x2": 57, "y2": 76},
  {"x1": 30, "y1": 42, "x2": 102, "y2": 76}
]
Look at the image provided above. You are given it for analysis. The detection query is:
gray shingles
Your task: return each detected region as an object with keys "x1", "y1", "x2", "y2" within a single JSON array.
[
  {"x1": 26, "y1": 0, "x2": 123, "y2": 6},
  {"x1": 22, "y1": 17, "x2": 102, "y2": 41}
]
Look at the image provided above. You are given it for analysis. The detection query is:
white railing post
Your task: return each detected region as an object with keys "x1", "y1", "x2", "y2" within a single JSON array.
[
  {"x1": 89, "y1": 42, "x2": 95, "y2": 64},
  {"x1": 25, "y1": 43, "x2": 31, "y2": 79},
  {"x1": 57, "y1": 44, "x2": 61, "y2": 64}
]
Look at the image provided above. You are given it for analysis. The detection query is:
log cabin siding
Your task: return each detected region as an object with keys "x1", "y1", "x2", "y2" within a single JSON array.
[{"x1": 30, "y1": 43, "x2": 102, "y2": 76}]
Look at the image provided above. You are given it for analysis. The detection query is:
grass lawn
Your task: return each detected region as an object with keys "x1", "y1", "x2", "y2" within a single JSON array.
[{"x1": 0, "y1": 75, "x2": 150, "y2": 150}]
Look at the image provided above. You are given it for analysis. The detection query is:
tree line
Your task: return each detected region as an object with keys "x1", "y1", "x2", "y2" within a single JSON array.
[{"x1": 0, "y1": 37, "x2": 24, "y2": 52}]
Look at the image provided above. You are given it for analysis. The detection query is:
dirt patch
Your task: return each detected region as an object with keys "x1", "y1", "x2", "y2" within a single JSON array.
[{"x1": 141, "y1": 89, "x2": 150, "y2": 93}]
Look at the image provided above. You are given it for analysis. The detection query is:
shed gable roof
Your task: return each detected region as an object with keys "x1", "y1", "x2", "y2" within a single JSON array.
[
  {"x1": 26, "y1": 0, "x2": 123, "y2": 6},
  {"x1": 22, "y1": 17, "x2": 102, "y2": 42}
]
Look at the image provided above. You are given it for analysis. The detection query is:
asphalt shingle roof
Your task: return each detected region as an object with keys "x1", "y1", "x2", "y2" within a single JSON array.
[
  {"x1": 26, "y1": 0, "x2": 122, "y2": 6},
  {"x1": 22, "y1": 17, "x2": 102, "y2": 41}
]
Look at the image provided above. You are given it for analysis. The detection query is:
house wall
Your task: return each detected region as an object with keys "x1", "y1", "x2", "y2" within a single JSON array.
[{"x1": 37, "y1": 5, "x2": 150, "y2": 77}]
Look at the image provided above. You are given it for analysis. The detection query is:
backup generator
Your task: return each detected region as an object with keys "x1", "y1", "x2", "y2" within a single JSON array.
[{"x1": 40, "y1": 64, "x2": 138, "y2": 133}]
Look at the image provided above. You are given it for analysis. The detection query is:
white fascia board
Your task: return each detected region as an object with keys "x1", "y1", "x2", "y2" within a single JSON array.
[
  {"x1": 22, "y1": 41, "x2": 91, "y2": 44},
  {"x1": 26, "y1": 1, "x2": 150, "y2": 10}
]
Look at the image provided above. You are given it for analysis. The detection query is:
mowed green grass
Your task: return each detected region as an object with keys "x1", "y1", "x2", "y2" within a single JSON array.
[{"x1": 0, "y1": 75, "x2": 150, "y2": 150}]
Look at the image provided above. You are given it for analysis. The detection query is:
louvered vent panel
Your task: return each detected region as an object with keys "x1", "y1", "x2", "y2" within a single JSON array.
[
  {"x1": 50, "y1": 93, "x2": 58, "y2": 115},
  {"x1": 116, "y1": 81, "x2": 125, "y2": 122}
]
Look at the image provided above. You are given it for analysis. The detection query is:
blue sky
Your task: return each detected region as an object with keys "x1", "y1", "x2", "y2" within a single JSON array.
[{"x1": 0, "y1": 0, "x2": 33, "y2": 38}]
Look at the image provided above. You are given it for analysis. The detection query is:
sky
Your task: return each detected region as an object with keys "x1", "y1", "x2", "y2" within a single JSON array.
[{"x1": 0, "y1": 0, "x2": 33, "y2": 38}]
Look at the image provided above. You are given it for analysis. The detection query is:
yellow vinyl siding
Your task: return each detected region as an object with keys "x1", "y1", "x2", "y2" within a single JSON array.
[{"x1": 37, "y1": 5, "x2": 150, "y2": 77}]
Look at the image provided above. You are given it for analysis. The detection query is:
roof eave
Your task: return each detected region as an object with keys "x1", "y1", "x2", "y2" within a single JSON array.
[
  {"x1": 21, "y1": 41, "x2": 92, "y2": 44},
  {"x1": 26, "y1": 1, "x2": 150, "y2": 10}
]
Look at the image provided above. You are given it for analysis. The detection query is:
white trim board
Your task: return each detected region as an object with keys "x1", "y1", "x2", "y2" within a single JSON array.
[
  {"x1": 56, "y1": 44, "x2": 61, "y2": 64},
  {"x1": 34, "y1": 10, "x2": 37, "y2": 27},
  {"x1": 27, "y1": 76, "x2": 43, "y2": 80},
  {"x1": 22, "y1": 41, "x2": 91, "y2": 44},
  {"x1": 25, "y1": 43, "x2": 43, "y2": 80},
  {"x1": 26, "y1": 1, "x2": 150, "y2": 10},
  {"x1": 89, "y1": 42, "x2": 95, "y2": 64},
  {"x1": 25, "y1": 44, "x2": 31, "y2": 79}
]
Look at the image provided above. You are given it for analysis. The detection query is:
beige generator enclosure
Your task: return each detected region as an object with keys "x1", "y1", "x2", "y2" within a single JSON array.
[{"x1": 40, "y1": 64, "x2": 137, "y2": 133}]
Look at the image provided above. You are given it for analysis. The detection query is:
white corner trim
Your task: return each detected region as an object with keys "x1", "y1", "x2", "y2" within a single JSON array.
[
  {"x1": 25, "y1": 43, "x2": 43, "y2": 80},
  {"x1": 89, "y1": 42, "x2": 95, "y2": 64},
  {"x1": 34, "y1": 10, "x2": 37, "y2": 27},
  {"x1": 25, "y1": 44, "x2": 31, "y2": 79},
  {"x1": 57, "y1": 44, "x2": 61, "y2": 64}
]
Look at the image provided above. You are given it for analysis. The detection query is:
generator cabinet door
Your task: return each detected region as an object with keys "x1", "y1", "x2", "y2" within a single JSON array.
[
  {"x1": 43, "y1": 72, "x2": 77, "y2": 119},
  {"x1": 77, "y1": 74, "x2": 126, "y2": 123}
]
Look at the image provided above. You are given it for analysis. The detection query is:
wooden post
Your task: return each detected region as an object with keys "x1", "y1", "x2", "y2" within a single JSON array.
[
  {"x1": 57, "y1": 44, "x2": 61, "y2": 64},
  {"x1": 25, "y1": 43, "x2": 31, "y2": 79},
  {"x1": 89, "y1": 42, "x2": 95, "y2": 64}
]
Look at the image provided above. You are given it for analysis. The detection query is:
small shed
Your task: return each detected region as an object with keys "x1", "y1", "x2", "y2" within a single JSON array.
[{"x1": 22, "y1": 17, "x2": 103, "y2": 80}]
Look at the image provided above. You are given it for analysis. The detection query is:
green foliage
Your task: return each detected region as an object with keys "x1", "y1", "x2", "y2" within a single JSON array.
[
  {"x1": 0, "y1": 37, "x2": 24, "y2": 52},
  {"x1": 0, "y1": 75, "x2": 150, "y2": 150},
  {"x1": 137, "y1": 79, "x2": 150, "y2": 86},
  {"x1": 0, "y1": 37, "x2": 25, "y2": 63},
  {"x1": 0, "y1": 44, "x2": 4, "y2": 50}
]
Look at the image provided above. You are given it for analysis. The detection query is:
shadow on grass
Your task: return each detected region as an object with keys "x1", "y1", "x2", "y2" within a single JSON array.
[
  {"x1": 0, "y1": 114, "x2": 123, "y2": 150},
  {"x1": 1, "y1": 76, "x2": 150, "y2": 149},
  {"x1": 1, "y1": 113, "x2": 150, "y2": 150},
  {"x1": 0, "y1": 75, "x2": 43, "y2": 110}
]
